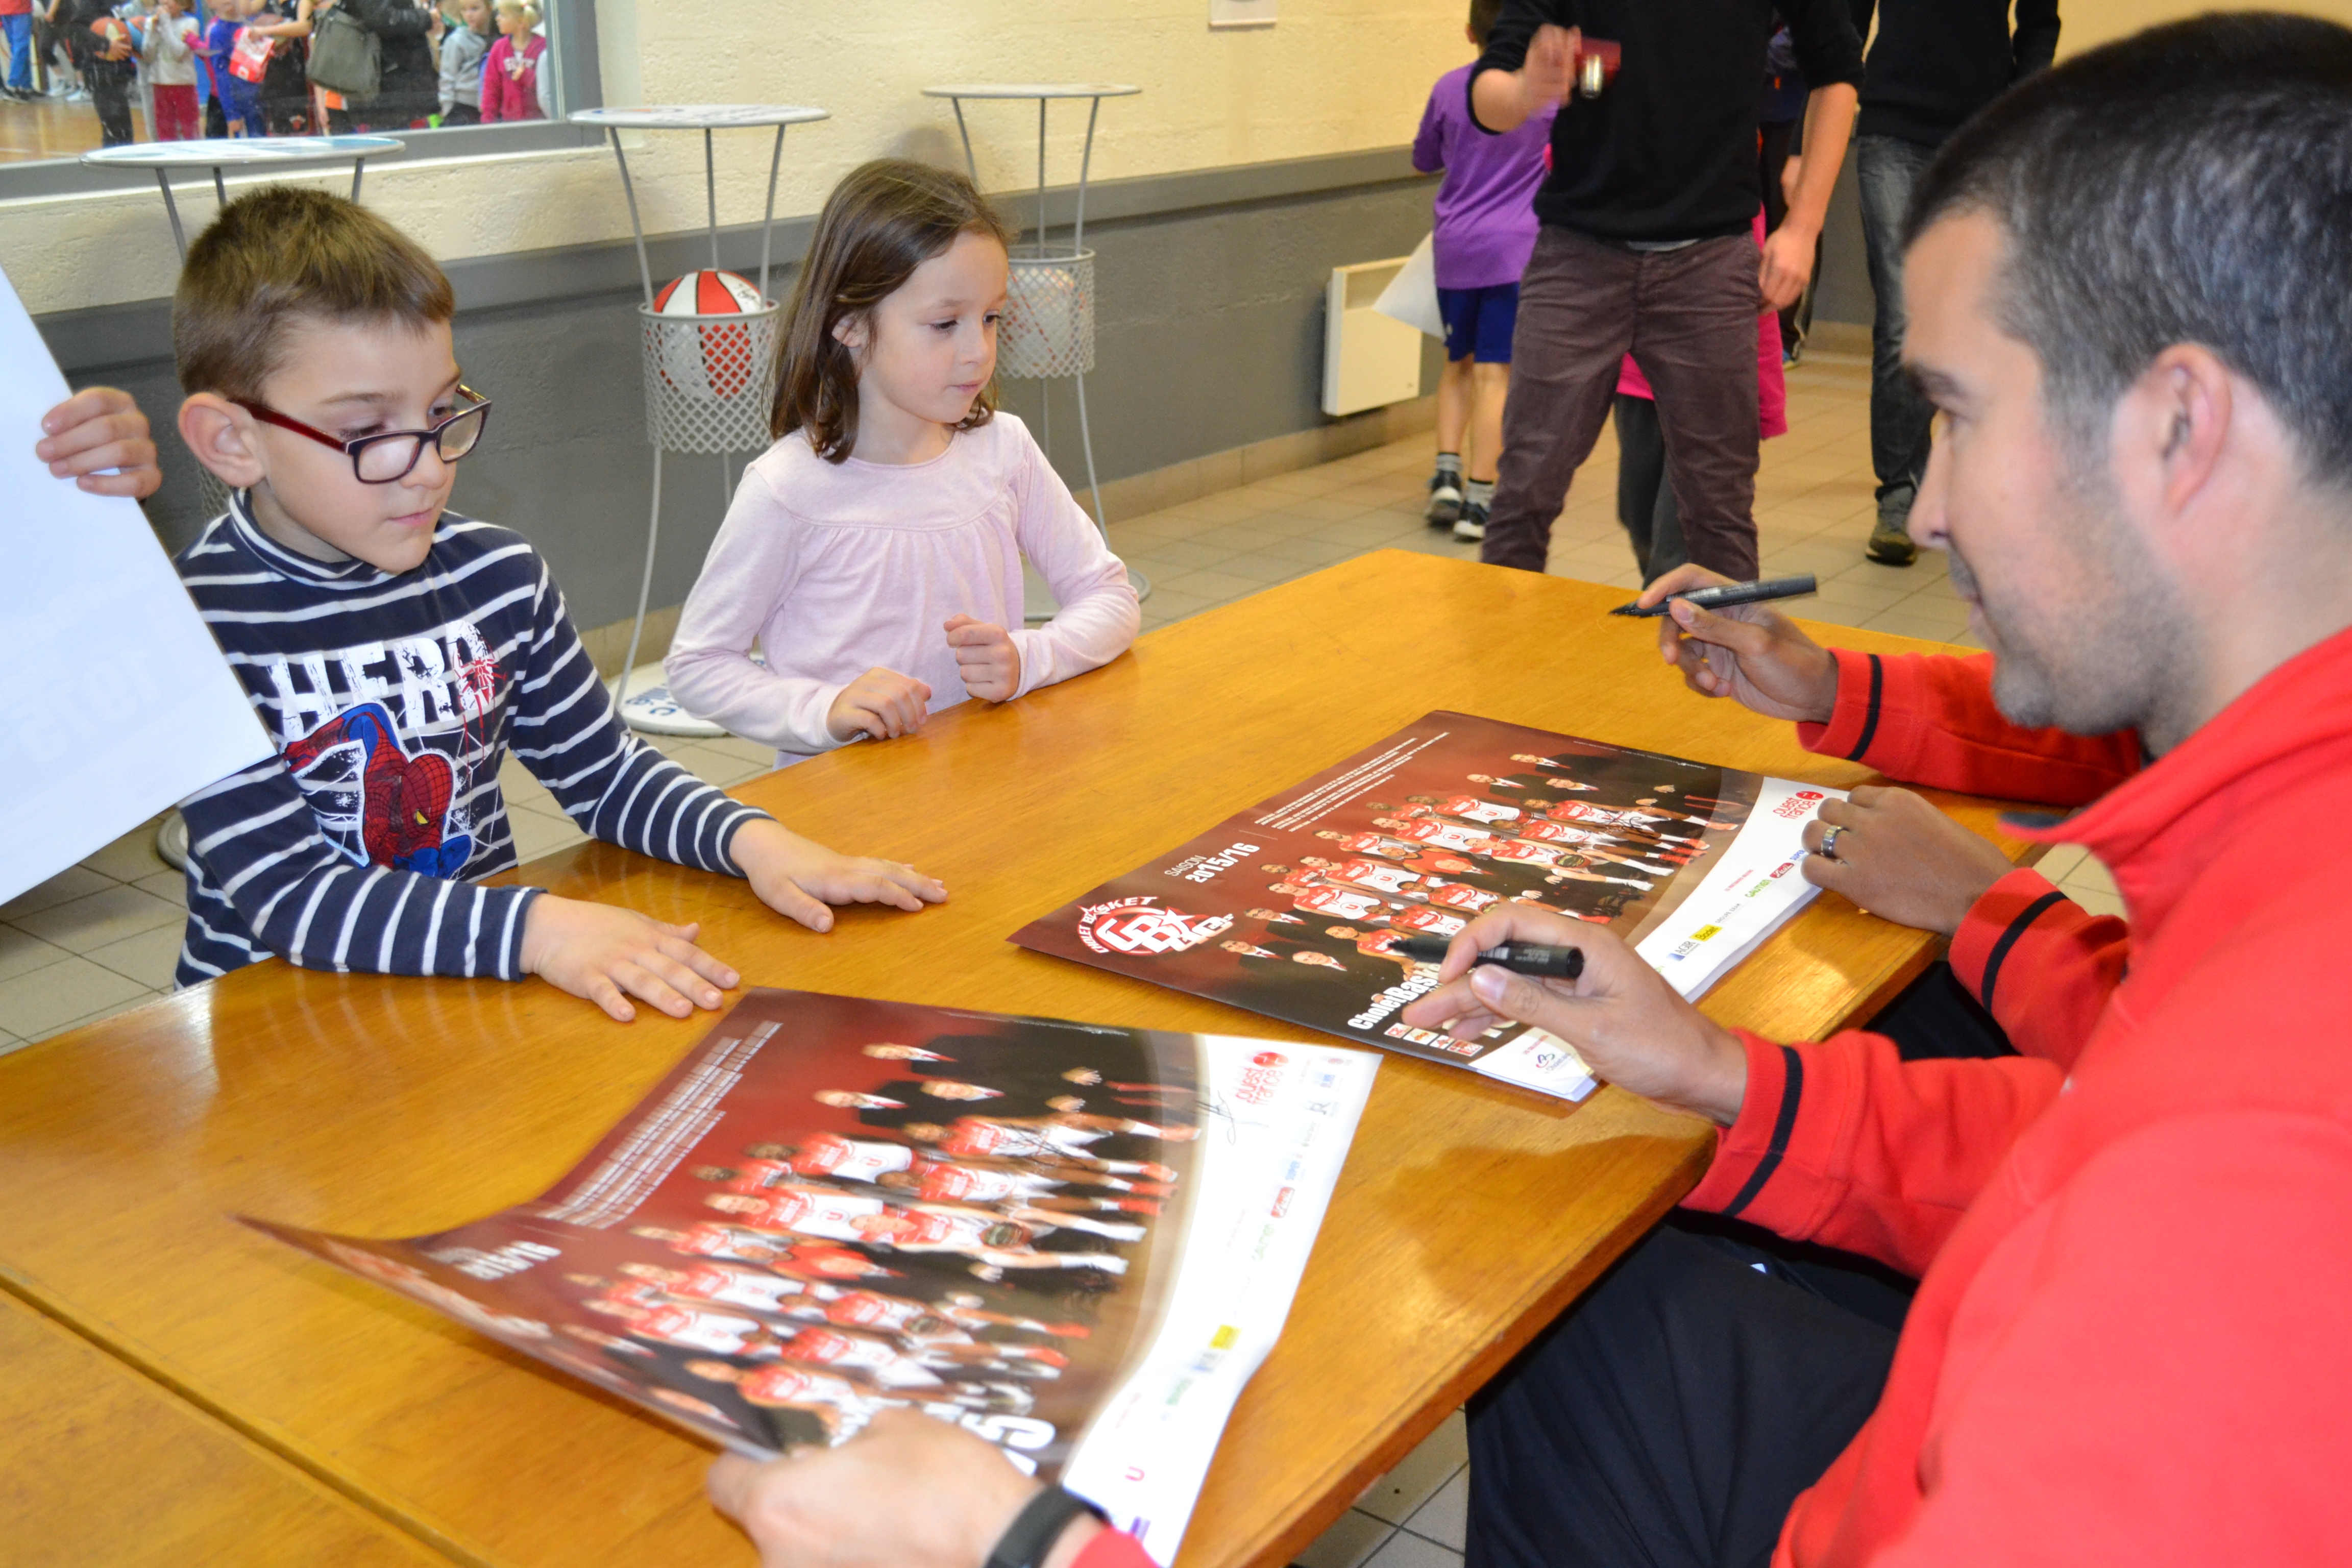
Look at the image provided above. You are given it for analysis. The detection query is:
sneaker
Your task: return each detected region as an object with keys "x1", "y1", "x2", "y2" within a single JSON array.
[
  {"x1": 1426, "y1": 471, "x2": 1464, "y2": 527},
  {"x1": 66, "y1": 87, "x2": 90, "y2": 102},
  {"x1": 1868, "y1": 486, "x2": 1918, "y2": 566},
  {"x1": 1453, "y1": 501, "x2": 1488, "y2": 542}
]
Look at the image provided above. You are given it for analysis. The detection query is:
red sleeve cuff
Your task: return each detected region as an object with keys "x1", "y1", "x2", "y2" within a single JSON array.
[
  {"x1": 1949, "y1": 867, "x2": 2069, "y2": 1009},
  {"x1": 1682, "y1": 1030, "x2": 1795, "y2": 1216},
  {"x1": 1795, "y1": 647, "x2": 1884, "y2": 765},
  {"x1": 1072, "y1": 1526, "x2": 1157, "y2": 1568}
]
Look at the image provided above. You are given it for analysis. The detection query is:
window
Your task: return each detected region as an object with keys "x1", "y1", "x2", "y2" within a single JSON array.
[{"x1": 0, "y1": 0, "x2": 599, "y2": 183}]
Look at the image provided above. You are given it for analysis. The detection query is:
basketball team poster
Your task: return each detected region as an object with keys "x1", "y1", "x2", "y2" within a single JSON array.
[
  {"x1": 1011, "y1": 712, "x2": 1840, "y2": 1101},
  {"x1": 247, "y1": 990, "x2": 1377, "y2": 1565}
]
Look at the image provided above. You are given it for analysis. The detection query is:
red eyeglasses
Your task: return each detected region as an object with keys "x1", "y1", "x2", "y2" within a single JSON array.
[{"x1": 233, "y1": 386, "x2": 492, "y2": 483}]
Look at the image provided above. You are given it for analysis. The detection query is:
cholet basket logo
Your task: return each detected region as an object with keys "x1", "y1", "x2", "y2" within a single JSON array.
[{"x1": 1076, "y1": 896, "x2": 1234, "y2": 957}]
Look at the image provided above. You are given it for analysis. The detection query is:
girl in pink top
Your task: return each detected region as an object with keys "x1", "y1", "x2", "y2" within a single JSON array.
[
  {"x1": 477, "y1": 0, "x2": 542, "y2": 122},
  {"x1": 666, "y1": 160, "x2": 1141, "y2": 764}
]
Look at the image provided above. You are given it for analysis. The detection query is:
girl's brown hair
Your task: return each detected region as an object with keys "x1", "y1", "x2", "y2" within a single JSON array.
[{"x1": 770, "y1": 159, "x2": 1016, "y2": 461}]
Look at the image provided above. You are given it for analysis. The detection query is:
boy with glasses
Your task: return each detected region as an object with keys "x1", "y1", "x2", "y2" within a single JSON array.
[{"x1": 164, "y1": 184, "x2": 944, "y2": 1021}]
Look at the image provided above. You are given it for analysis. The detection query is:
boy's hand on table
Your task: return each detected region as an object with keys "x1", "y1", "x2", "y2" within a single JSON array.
[
  {"x1": 1643, "y1": 564, "x2": 1840, "y2": 723},
  {"x1": 1401, "y1": 909, "x2": 1749, "y2": 1127},
  {"x1": 519, "y1": 895, "x2": 738, "y2": 1022},
  {"x1": 731, "y1": 819, "x2": 947, "y2": 932},
  {"x1": 827, "y1": 668, "x2": 932, "y2": 742},
  {"x1": 944, "y1": 614, "x2": 1022, "y2": 702},
  {"x1": 38, "y1": 387, "x2": 162, "y2": 499},
  {"x1": 1803, "y1": 786, "x2": 2018, "y2": 937},
  {"x1": 709, "y1": 1409, "x2": 1095, "y2": 1568}
]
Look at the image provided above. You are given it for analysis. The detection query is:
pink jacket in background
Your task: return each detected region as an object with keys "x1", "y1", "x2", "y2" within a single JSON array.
[{"x1": 478, "y1": 32, "x2": 543, "y2": 122}]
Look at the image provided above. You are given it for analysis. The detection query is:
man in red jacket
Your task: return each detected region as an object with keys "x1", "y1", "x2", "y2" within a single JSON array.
[
  {"x1": 694, "y1": 18, "x2": 2352, "y2": 1568},
  {"x1": 1389, "y1": 14, "x2": 2352, "y2": 1568}
]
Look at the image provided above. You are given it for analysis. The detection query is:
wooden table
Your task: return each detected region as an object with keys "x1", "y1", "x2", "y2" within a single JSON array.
[
  {"x1": 0, "y1": 1292, "x2": 446, "y2": 1565},
  {"x1": 0, "y1": 553, "x2": 2039, "y2": 1567}
]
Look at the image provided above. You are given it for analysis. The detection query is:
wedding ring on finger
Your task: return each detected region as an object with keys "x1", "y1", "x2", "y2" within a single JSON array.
[{"x1": 1819, "y1": 824, "x2": 1845, "y2": 860}]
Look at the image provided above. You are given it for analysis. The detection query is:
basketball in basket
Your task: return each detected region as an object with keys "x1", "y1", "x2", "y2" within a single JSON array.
[{"x1": 650, "y1": 269, "x2": 769, "y2": 400}]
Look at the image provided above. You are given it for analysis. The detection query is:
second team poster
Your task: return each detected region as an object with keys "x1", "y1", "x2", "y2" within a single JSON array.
[{"x1": 1012, "y1": 712, "x2": 1837, "y2": 1100}]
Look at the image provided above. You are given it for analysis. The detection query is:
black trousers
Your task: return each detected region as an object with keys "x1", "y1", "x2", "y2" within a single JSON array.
[
  {"x1": 1465, "y1": 963, "x2": 2009, "y2": 1568},
  {"x1": 83, "y1": 58, "x2": 134, "y2": 145},
  {"x1": 1613, "y1": 393, "x2": 1686, "y2": 585}
]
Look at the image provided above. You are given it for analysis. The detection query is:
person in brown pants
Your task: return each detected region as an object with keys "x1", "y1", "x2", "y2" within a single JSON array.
[
  {"x1": 1498, "y1": 228, "x2": 1766, "y2": 578},
  {"x1": 1470, "y1": 2, "x2": 1861, "y2": 579}
]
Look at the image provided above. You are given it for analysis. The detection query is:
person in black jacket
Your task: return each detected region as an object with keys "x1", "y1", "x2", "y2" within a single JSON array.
[
  {"x1": 1470, "y1": 2, "x2": 1864, "y2": 585},
  {"x1": 328, "y1": 0, "x2": 438, "y2": 130},
  {"x1": 1847, "y1": 0, "x2": 2061, "y2": 567}
]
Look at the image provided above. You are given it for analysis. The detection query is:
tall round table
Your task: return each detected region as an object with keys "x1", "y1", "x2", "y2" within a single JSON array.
[{"x1": 80, "y1": 135, "x2": 406, "y2": 258}]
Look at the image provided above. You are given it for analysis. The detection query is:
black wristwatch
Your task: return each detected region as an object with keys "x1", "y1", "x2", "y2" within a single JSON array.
[{"x1": 984, "y1": 1484, "x2": 1109, "y2": 1568}]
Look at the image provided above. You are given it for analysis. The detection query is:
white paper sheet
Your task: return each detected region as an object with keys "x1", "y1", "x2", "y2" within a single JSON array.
[
  {"x1": 0, "y1": 263, "x2": 272, "y2": 905},
  {"x1": 1372, "y1": 233, "x2": 1445, "y2": 339}
]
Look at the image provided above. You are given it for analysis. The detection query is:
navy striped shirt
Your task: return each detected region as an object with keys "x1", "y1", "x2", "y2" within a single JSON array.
[{"x1": 172, "y1": 498, "x2": 769, "y2": 987}]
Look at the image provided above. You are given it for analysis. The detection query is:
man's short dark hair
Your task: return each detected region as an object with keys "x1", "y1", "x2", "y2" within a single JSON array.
[{"x1": 1905, "y1": 12, "x2": 2352, "y2": 489}]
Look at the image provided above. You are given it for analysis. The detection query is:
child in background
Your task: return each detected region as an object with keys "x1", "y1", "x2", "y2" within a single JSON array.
[
  {"x1": 1410, "y1": 0, "x2": 1555, "y2": 542},
  {"x1": 665, "y1": 160, "x2": 1140, "y2": 764},
  {"x1": 435, "y1": 0, "x2": 487, "y2": 124},
  {"x1": 167, "y1": 186, "x2": 944, "y2": 1020},
  {"x1": 475, "y1": 0, "x2": 536, "y2": 121},
  {"x1": 142, "y1": 0, "x2": 199, "y2": 137},
  {"x1": 199, "y1": 0, "x2": 252, "y2": 133},
  {"x1": 63, "y1": 0, "x2": 138, "y2": 144}
]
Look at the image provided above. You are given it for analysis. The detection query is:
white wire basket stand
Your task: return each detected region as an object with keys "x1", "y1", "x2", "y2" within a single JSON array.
[
  {"x1": 640, "y1": 304, "x2": 783, "y2": 454},
  {"x1": 923, "y1": 83, "x2": 1146, "y2": 609},
  {"x1": 568, "y1": 104, "x2": 827, "y2": 735},
  {"x1": 1000, "y1": 245, "x2": 1095, "y2": 380}
]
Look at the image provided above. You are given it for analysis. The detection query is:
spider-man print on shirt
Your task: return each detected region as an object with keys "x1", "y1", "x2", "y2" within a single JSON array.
[
  {"x1": 283, "y1": 701, "x2": 475, "y2": 875},
  {"x1": 256, "y1": 620, "x2": 506, "y2": 878}
]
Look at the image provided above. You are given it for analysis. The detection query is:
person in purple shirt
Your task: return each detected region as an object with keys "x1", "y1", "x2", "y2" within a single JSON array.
[{"x1": 1412, "y1": 0, "x2": 1556, "y2": 542}]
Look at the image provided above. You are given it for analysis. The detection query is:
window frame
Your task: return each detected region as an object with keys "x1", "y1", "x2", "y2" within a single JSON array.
[{"x1": 0, "y1": 0, "x2": 604, "y2": 202}]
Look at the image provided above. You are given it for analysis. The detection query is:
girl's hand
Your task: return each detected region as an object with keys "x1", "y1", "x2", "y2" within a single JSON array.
[
  {"x1": 729, "y1": 820, "x2": 947, "y2": 932},
  {"x1": 518, "y1": 895, "x2": 739, "y2": 1023},
  {"x1": 943, "y1": 614, "x2": 1022, "y2": 702},
  {"x1": 827, "y1": 668, "x2": 932, "y2": 742},
  {"x1": 38, "y1": 387, "x2": 161, "y2": 499}
]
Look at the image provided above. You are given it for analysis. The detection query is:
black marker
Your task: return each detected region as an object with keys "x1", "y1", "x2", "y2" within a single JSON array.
[
  {"x1": 1396, "y1": 935, "x2": 1586, "y2": 981},
  {"x1": 1608, "y1": 574, "x2": 1818, "y2": 618}
]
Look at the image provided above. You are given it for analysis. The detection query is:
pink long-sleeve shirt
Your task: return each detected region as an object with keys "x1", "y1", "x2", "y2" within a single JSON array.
[{"x1": 665, "y1": 413, "x2": 1140, "y2": 763}]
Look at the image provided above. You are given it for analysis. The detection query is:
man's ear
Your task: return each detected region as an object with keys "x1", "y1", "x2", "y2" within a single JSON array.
[
  {"x1": 178, "y1": 394, "x2": 267, "y2": 489},
  {"x1": 2117, "y1": 344, "x2": 2235, "y2": 522}
]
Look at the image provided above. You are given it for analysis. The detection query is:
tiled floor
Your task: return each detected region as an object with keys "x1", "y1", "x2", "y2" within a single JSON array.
[{"x1": 0, "y1": 351, "x2": 2124, "y2": 1568}]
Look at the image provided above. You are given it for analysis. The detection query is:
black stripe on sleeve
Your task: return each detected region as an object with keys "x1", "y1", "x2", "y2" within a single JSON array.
[
  {"x1": 1845, "y1": 654, "x2": 1884, "y2": 762},
  {"x1": 1977, "y1": 890, "x2": 2069, "y2": 1014},
  {"x1": 1720, "y1": 1046, "x2": 1805, "y2": 1220}
]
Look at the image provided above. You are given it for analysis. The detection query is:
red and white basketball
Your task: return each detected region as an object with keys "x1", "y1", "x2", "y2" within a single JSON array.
[{"x1": 649, "y1": 270, "x2": 769, "y2": 400}]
